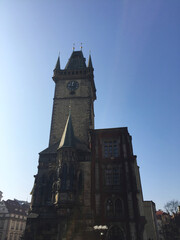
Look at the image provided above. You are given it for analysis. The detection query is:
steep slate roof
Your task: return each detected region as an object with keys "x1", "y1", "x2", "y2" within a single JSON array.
[
  {"x1": 54, "y1": 56, "x2": 60, "y2": 70},
  {"x1": 5, "y1": 199, "x2": 29, "y2": 215},
  {"x1": 65, "y1": 51, "x2": 86, "y2": 69},
  {"x1": 39, "y1": 114, "x2": 75, "y2": 154},
  {"x1": 87, "y1": 54, "x2": 93, "y2": 68},
  {"x1": 39, "y1": 141, "x2": 59, "y2": 155},
  {"x1": 58, "y1": 113, "x2": 75, "y2": 149}
]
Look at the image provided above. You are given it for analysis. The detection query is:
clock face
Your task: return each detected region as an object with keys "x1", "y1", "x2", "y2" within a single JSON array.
[{"x1": 67, "y1": 81, "x2": 79, "y2": 91}]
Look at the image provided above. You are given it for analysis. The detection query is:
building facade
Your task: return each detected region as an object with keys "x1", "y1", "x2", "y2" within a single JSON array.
[
  {"x1": 24, "y1": 50, "x2": 157, "y2": 240},
  {"x1": 0, "y1": 198, "x2": 29, "y2": 240},
  {"x1": 143, "y1": 201, "x2": 159, "y2": 240}
]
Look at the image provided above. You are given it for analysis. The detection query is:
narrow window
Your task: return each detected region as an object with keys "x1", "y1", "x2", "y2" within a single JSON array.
[
  {"x1": 113, "y1": 168, "x2": 120, "y2": 185},
  {"x1": 105, "y1": 168, "x2": 113, "y2": 185},
  {"x1": 69, "y1": 165, "x2": 74, "y2": 190},
  {"x1": 78, "y1": 172, "x2": 83, "y2": 192},
  {"x1": 61, "y1": 163, "x2": 67, "y2": 191},
  {"x1": 115, "y1": 199, "x2": 123, "y2": 217},
  {"x1": 106, "y1": 199, "x2": 113, "y2": 217}
]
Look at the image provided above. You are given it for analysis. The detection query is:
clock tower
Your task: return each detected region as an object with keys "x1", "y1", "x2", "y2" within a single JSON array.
[
  {"x1": 24, "y1": 51, "x2": 97, "y2": 240},
  {"x1": 24, "y1": 49, "x2": 157, "y2": 240},
  {"x1": 49, "y1": 50, "x2": 96, "y2": 147}
]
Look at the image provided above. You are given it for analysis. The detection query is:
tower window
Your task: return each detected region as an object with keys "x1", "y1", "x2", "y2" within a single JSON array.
[
  {"x1": 105, "y1": 167, "x2": 120, "y2": 185},
  {"x1": 78, "y1": 171, "x2": 83, "y2": 192},
  {"x1": 106, "y1": 199, "x2": 113, "y2": 217},
  {"x1": 104, "y1": 140, "x2": 119, "y2": 158},
  {"x1": 61, "y1": 163, "x2": 67, "y2": 191},
  {"x1": 115, "y1": 199, "x2": 123, "y2": 217},
  {"x1": 105, "y1": 199, "x2": 124, "y2": 218},
  {"x1": 69, "y1": 165, "x2": 74, "y2": 190}
]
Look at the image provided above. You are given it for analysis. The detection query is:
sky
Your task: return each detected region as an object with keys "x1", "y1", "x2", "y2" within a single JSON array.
[{"x1": 0, "y1": 0, "x2": 180, "y2": 210}]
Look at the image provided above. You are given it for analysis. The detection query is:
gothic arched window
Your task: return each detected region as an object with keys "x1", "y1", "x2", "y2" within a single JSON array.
[
  {"x1": 106, "y1": 199, "x2": 113, "y2": 217},
  {"x1": 115, "y1": 199, "x2": 123, "y2": 217},
  {"x1": 61, "y1": 163, "x2": 67, "y2": 191},
  {"x1": 69, "y1": 165, "x2": 74, "y2": 190},
  {"x1": 78, "y1": 171, "x2": 83, "y2": 192}
]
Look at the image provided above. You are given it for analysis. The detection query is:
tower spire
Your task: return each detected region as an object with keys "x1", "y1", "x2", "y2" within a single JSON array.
[
  {"x1": 58, "y1": 112, "x2": 75, "y2": 149},
  {"x1": 88, "y1": 53, "x2": 93, "y2": 68},
  {"x1": 54, "y1": 54, "x2": 60, "y2": 70}
]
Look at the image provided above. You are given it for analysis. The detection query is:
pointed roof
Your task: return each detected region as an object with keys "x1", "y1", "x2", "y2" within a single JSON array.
[
  {"x1": 87, "y1": 54, "x2": 93, "y2": 68},
  {"x1": 39, "y1": 141, "x2": 59, "y2": 155},
  {"x1": 65, "y1": 51, "x2": 86, "y2": 70},
  {"x1": 58, "y1": 113, "x2": 75, "y2": 149},
  {"x1": 54, "y1": 56, "x2": 60, "y2": 70}
]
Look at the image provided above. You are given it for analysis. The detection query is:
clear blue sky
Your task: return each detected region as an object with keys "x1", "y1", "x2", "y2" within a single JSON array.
[{"x1": 0, "y1": 0, "x2": 180, "y2": 210}]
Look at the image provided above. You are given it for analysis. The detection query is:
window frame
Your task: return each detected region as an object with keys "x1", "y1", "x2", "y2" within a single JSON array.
[{"x1": 103, "y1": 140, "x2": 119, "y2": 158}]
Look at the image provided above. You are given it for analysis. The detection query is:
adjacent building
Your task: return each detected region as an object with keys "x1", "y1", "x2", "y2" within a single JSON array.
[
  {"x1": 0, "y1": 197, "x2": 30, "y2": 240},
  {"x1": 143, "y1": 201, "x2": 159, "y2": 240},
  {"x1": 24, "y1": 50, "x2": 157, "y2": 240}
]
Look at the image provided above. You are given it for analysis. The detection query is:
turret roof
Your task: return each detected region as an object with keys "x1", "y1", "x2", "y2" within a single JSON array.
[
  {"x1": 58, "y1": 113, "x2": 75, "y2": 149},
  {"x1": 65, "y1": 51, "x2": 86, "y2": 69},
  {"x1": 54, "y1": 56, "x2": 60, "y2": 70},
  {"x1": 87, "y1": 54, "x2": 93, "y2": 68}
]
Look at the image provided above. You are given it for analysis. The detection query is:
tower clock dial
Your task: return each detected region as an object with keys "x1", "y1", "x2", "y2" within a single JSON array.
[{"x1": 67, "y1": 81, "x2": 79, "y2": 91}]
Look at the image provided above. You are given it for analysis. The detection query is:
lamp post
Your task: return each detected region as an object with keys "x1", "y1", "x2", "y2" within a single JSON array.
[{"x1": 93, "y1": 225, "x2": 108, "y2": 240}]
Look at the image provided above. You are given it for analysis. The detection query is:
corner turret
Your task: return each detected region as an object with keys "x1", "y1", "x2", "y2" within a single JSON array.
[
  {"x1": 87, "y1": 54, "x2": 93, "y2": 69},
  {"x1": 54, "y1": 55, "x2": 60, "y2": 71}
]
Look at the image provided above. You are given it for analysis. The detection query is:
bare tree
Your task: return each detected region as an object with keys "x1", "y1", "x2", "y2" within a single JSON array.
[
  {"x1": 162, "y1": 200, "x2": 180, "y2": 240},
  {"x1": 164, "y1": 200, "x2": 180, "y2": 215}
]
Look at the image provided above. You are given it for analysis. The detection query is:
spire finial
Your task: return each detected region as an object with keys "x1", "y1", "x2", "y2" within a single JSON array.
[
  {"x1": 80, "y1": 42, "x2": 83, "y2": 51},
  {"x1": 73, "y1": 43, "x2": 75, "y2": 51}
]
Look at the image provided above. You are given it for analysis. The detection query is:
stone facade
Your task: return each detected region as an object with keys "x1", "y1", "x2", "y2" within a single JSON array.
[
  {"x1": 90, "y1": 128, "x2": 147, "y2": 240},
  {"x1": 0, "y1": 198, "x2": 29, "y2": 240},
  {"x1": 144, "y1": 201, "x2": 159, "y2": 240},
  {"x1": 49, "y1": 51, "x2": 96, "y2": 146},
  {"x1": 24, "y1": 50, "x2": 157, "y2": 240}
]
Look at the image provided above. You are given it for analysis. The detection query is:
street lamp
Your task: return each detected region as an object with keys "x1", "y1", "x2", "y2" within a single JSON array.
[{"x1": 93, "y1": 225, "x2": 108, "y2": 240}]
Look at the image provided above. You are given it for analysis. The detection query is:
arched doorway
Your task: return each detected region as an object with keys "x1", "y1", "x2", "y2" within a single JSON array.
[{"x1": 107, "y1": 226, "x2": 125, "y2": 240}]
